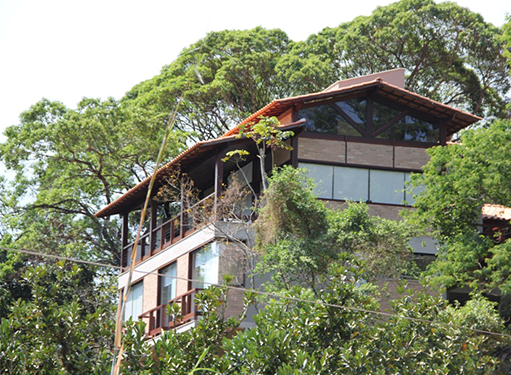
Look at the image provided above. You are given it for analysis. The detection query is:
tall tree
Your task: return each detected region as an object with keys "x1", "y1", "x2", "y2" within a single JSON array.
[
  {"x1": 279, "y1": 0, "x2": 510, "y2": 118},
  {"x1": 123, "y1": 27, "x2": 293, "y2": 141},
  {"x1": 407, "y1": 119, "x2": 511, "y2": 297},
  {"x1": 0, "y1": 97, "x2": 187, "y2": 265}
]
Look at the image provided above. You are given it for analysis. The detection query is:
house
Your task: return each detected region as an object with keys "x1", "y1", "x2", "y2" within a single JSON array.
[{"x1": 94, "y1": 69, "x2": 481, "y2": 337}]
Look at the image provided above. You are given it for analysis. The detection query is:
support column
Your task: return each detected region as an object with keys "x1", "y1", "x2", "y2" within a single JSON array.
[
  {"x1": 121, "y1": 214, "x2": 129, "y2": 270},
  {"x1": 180, "y1": 181, "x2": 185, "y2": 238},
  {"x1": 149, "y1": 202, "x2": 157, "y2": 255},
  {"x1": 440, "y1": 124, "x2": 447, "y2": 146},
  {"x1": 290, "y1": 135, "x2": 299, "y2": 168},
  {"x1": 214, "y1": 150, "x2": 224, "y2": 210}
]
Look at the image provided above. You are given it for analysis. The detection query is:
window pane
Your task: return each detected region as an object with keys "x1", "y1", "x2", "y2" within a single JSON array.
[
  {"x1": 333, "y1": 167, "x2": 368, "y2": 201},
  {"x1": 192, "y1": 243, "x2": 219, "y2": 289},
  {"x1": 373, "y1": 101, "x2": 402, "y2": 130},
  {"x1": 376, "y1": 115, "x2": 439, "y2": 142},
  {"x1": 297, "y1": 104, "x2": 363, "y2": 136},
  {"x1": 334, "y1": 98, "x2": 366, "y2": 126},
  {"x1": 370, "y1": 170, "x2": 405, "y2": 204},
  {"x1": 160, "y1": 263, "x2": 177, "y2": 304},
  {"x1": 405, "y1": 172, "x2": 425, "y2": 205},
  {"x1": 300, "y1": 163, "x2": 333, "y2": 199},
  {"x1": 124, "y1": 281, "x2": 143, "y2": 321}
]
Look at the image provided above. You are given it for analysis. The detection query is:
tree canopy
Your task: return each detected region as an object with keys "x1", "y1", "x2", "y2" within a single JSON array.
[
  {"x1": 407, "y1": 119, "x2": 511, "y2": 296},
  {"x1": 279, "y1": 0, "x2": 509, "y2": 118}
]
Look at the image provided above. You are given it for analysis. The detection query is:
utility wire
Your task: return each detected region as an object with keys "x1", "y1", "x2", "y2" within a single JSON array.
[{"x1": 2, "y1": 245, "x2": 511, "y2": 339}]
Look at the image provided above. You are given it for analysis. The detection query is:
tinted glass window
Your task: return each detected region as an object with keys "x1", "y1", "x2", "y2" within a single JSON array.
[
  {"x1": 298, "y1": 103, "x2": 363, "y2": 136},
  {"x1": 373, "y1": 101, "x2": 402, "y2": 130},
  {"x1": 376, "y1": 115, "x2": 439, "y2": 142}
]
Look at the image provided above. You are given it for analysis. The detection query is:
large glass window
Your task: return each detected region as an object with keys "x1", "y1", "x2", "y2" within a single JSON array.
[
  {"x1": 405, "y1": 172, "x2": 425, "y2": 205},
  {"x1": 124, "y1": 281, "x2": 143, "y2": 321},
  {"x1": 160, "y1": 263, "x2": 177, "y2": 304},
  {"x1": 300, "y1": 163, "x2": 333, "y2": 199},
  {"x1": 298, "y1": 104, "x2": 363, "y2": 136},
  {"x1": 372, "y1": 101, "x2": 402, "y2": 131},
  {"x1": 333, "y1": 166, "x2": 368, "y2": 201},
  {"x1": 376, "y1": 115, "x2": 439, "y2": 142},
  {"x1": 191, "y1": 243, "x2": 219, "y2": 289},
  {"x1": 370, "y1": 170, "x2": 405, "y2": 204},
  {"x1": 334, "y1": 98, "x2": 366, "y2": 126},
  {"x1": 298, "y1": 97, "x2": 439, "y2": 143},
  {"x1": 301, "y1": 163, "x2": 421, "y2": 206}
]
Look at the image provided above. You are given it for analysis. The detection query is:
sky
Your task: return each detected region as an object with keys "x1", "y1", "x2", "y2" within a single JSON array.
[{"x1": 0, "y1": 0, "x2": 509, "y2": 144}]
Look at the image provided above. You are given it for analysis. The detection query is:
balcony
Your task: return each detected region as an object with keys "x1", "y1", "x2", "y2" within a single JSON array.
[
  {"x1": 139, "y1": 288, "x2": 204, "y2": 338},
  {"x1": 121, "y1": 193, "x2": 215, "y2": 269}
]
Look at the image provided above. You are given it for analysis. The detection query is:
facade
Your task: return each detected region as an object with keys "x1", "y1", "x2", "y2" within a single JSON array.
[{"x1": 94, "y1": 69, "x2": 481, "y2": 337}]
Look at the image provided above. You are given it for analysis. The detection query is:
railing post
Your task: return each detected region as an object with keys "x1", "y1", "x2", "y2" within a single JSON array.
[
  {"x1": 180, "y1": 181, "x2": 185, "y2": 238},
  {"x1": 149, "y1": 203, "x2": 157, "y2": 255}
]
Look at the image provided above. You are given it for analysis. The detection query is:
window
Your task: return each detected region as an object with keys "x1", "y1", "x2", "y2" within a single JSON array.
[
  {"x1": 301, "y1": 163, "x2": 421, "y2": 206},
  {"x1": 333, "y1": 166, "x2": 368, "y2": 201},
  {"x1": 301, "y1": 163, "x2": 333, "y2": 199},
  {"x1": 369, "y1": 169, "x2": 404, "y2": 204},
  {"x1": 124, "y1": 281, "x2": 143, "y2": 321},
  {"x1": 160, "y1": 263, "x2": 177, "y2": 305},
  {"x1": 191, "y1": 243, "x2": 219, "y2": 289},
  {"x1": 297, "y1": 103, "x2": 363, "y2": 137},
  {"x1": 298, "y1": 97, "x2": 439, "y2": 143}
]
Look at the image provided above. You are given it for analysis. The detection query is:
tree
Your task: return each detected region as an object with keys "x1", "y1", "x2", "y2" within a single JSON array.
[
  {"x1": 123, "y1": 27, "x2": 293, "y2": 141},
  {"x1": 117, "y1": 260, "x2": 506, "y2": 374},
  {"x1": 0, "y1": 261, "x2": 115, "y2": 374},
  {"x1": 0, "y1": 97, "x2": 187, "y2": 265},
  {"x1": 255, "y1": 166, "x2": 415, "y2": 293},
  {"x1": 407, "y1": 119, "x2": 511, "y2": 296},
  {"x1": 279, "y1": 0, "x2": 510, "y2": 118}
]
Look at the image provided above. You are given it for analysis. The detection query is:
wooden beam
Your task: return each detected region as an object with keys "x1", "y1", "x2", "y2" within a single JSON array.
[
  {"x1": 329, "y1": 103, "x2": 367, "y2": 137},
  {"x1": 372, "y1": 109, "x2": 410, "y2": 137},
  {"x1": 214, "y1": 148, "x2": 225, "y2": 212},
  {"x1": 121, "y1": 214, "x2": 129, "y2": 269},
  {"x1": 290, "y1": 135, "x2": 299, "y2": 168},
  {"x1": 149, "y1": 202, "x2": 157, "y2": 255}
]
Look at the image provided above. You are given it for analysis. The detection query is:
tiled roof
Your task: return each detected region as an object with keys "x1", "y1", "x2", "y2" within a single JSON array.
[{"x1": 482, "y1": 204, "x2": 511, "y2": 221}]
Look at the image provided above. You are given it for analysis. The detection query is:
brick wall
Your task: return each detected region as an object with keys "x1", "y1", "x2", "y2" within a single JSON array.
[
  {"x1": 298, "y1": 138, "x2": 345, "y2": 163},
  {"x1": 298, "y1": 136, "x2": 429, "y2": 171},
  {"x1": 141, "y1": 273, "x2": 158, "y2": 333},
  {"x1": 395, "y1": 146, "x2": 429, "y2": 169},
  {"x1": 176, "y1": 253, "x2": 189, "y2": 296},
  {"x1": 346, "y1": 142, "x2": 393, "y2": 167}
]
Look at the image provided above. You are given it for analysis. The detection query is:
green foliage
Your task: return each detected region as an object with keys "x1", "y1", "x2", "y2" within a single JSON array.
[
  {"x1": 407, "y1": 119, "x2": 511, "y2": 293},
  {"x1": 0, "y1": 262, "x2": 115, "y2": 374},
  {"x1": 0, "y1": 96, "x2": 188, "y2": 270},
  {"x1": 280, "y1": 0, "x2": 509, "y2": 118},
  {"x1": 255, "y1": 166, "x2": 415, "y2": 293},
  {"x1": 124, "y1": 27, "x2": 293, "y2": 141},
  {"x1": 117, "y1": 262, "x2": 506, "y2": 374}
]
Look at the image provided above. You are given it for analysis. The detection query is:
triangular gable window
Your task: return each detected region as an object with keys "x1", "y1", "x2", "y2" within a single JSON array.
[{"x1": 297, "y1": 96, "x2": 440, "y2": 143}]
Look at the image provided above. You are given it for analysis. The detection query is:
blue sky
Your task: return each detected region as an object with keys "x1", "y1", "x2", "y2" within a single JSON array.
[{"x1": 0, "y1": 0, "x2": 508, "y2": 143}]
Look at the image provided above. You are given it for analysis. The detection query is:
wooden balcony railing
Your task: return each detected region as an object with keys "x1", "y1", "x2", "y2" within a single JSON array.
[
  {"x1": 139, "y1": 288, "x2": 204, "y2": 337},
  {"x1": 122, "y1": 193, "x2": 215, "y2": 268}
]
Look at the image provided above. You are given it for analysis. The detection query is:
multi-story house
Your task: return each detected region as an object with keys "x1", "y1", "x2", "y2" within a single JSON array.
[{"x1": 94, "y1": 69, "x2": 481, "y2": 337}]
